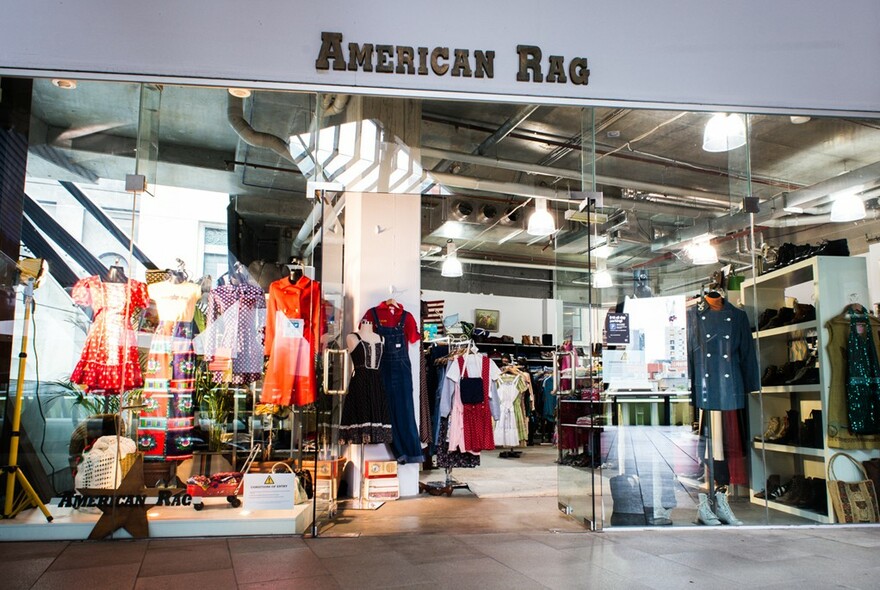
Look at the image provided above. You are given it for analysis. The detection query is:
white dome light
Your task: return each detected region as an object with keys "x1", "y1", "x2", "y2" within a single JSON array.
[
  {"x1": 527, "y1": 197, "x2": 556, "y2": 236},
  {"x1": 829, "y1": 190, "x2": 866, "y2": 223},
  {"x1": 702, "y1": 113, "x2": 746, "y2": 152},
  {"x1": 441, "y1": 239, "x2": 463, "y2": 277}
]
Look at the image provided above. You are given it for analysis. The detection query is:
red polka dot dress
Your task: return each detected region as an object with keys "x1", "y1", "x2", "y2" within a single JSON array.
[{"x1": 70, "y1": 276, "x2": 149, "y2": 394}]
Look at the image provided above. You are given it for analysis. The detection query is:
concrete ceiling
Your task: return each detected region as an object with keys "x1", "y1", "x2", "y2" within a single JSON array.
[{"x1": 22, "y1": 79, "x2": 880, "y2": 295}]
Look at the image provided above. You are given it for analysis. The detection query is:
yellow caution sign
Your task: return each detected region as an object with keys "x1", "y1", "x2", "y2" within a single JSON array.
[{"x1": 264, "y1": 475, "x2": 275, "y2": 485}]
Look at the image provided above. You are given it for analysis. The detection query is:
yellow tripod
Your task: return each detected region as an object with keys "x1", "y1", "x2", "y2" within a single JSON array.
[{"x1": 2, "y1": 275, "x2": 53, "y2": 521}]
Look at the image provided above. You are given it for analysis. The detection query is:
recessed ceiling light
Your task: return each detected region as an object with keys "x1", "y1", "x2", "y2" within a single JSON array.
[
  {"x1": 51, "y1": 79, "x2": 77, "y2": 90},
  {"x1": 228, "y1": 88, "x2": 252, "y2": 98}
]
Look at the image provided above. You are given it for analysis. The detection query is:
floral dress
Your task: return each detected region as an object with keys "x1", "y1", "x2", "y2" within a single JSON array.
[
  {"x1": 70, "y1": 276, "x2": 149, "y2": 394},
  {"x1": 139, "y1": 281, "x2": 201, "y2": 462}
]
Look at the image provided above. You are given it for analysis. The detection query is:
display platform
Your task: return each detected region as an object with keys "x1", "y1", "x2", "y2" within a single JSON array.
[{"x1": 0, "y1": 498, "x2": 313, "y2": 541}]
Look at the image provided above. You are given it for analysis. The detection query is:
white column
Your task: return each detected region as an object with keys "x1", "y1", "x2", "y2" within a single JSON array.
[{"x1": 344, "y1": 192, "x2": 422, "y2": 497}]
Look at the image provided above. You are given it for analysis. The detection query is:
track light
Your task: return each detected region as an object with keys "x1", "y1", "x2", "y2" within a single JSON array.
[
  {"x1": 527, "y1": 197, "x2": 556, "y2": 236},
  {"x1": 702, "y1": 113, "x2": 746, "y2": 152},
  {"x1": 441, "y1": 239, "x2": 463, "y2": 277}
]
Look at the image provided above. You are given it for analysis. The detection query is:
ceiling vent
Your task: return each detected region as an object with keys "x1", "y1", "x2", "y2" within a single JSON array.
[
  {"x1": 477, "y1": 204, "x2": 499, "y2": 223},
  {"x1": 449, "y1": 200, "x2": 475, "y2": 222},
  {"x1": 498, "y1": 206, "x2": 522, "y2": 226}
]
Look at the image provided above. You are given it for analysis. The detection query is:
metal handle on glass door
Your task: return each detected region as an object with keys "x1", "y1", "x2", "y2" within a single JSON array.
[{"x1": 322, "y1": 348, "x2": 351, "y2": 395}]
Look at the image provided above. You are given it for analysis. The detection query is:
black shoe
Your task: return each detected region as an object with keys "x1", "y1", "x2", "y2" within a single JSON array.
[
  {"x1": 762, "y1": 365, "x2": 782, "y2": 386},
  {"x1": 766, "y1": 307, "x2": 795, "y2": 329},
  {"x1": 757, "y1": 309, "x2": 778, "y2": 330},
  {"x1": 789, "y1": 303, "x2": 816, "y2": 325}
]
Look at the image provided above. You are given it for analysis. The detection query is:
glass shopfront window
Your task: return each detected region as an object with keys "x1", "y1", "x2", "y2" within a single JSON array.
[{"x1": 2, "y1": 76, "x2": 880, "y2": 540}]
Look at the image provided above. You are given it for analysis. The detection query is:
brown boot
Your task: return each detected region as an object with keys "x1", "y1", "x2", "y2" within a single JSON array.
[{"x1": 522, "y1": 335, "x2": 532, "y2": 345}]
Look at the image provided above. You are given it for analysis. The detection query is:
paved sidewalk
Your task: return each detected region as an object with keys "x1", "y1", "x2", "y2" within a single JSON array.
[{"x1": 5, "y1": 525, "x2": 880, "y2": 589}]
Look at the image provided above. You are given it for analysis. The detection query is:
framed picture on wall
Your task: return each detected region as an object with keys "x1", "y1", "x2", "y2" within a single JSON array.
[{"x1": 475, "y1": 308, "x2": 500, "y2": 332}]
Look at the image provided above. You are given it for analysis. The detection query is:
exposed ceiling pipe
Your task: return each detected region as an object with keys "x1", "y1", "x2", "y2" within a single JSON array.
[
  {"x1": 227, "y1": 95, "x2": 295, "y2": 165},
  {"x1": 321, "y1": 94, "x2": 350, "y2": 117},
  {"x1": 429, "y1": 171, "x2": 714, "y2": 219},
  {"x1": 422, "y1": 254, "x2": 588, "y2": 273},
  {"x1": 433, "y1": 104, "x2": 539, "y2": 174},
  {"x1": 421, "y1": 146, "x2": 732, "y2": 206},
  {"x1": 303, "y1": 194, "x2": 347, "y2": 257},
  {"x1": 763, "y1": 208, "x2": 880, "y2": 227},
  {"x1": 653, "y1": 160, "x2": 880, "y2": 251},
  {"x1": 292, "y1": 204, "x2": 322, "y2": 255}
]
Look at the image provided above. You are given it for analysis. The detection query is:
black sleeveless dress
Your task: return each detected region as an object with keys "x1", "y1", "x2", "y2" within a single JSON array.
[{"x1": 339, "y1": 334, "x2": 394, "y2": 444}]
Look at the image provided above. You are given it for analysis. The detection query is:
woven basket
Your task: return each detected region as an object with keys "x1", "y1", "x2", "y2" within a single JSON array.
[{"x1": 74, "y1": 436, "x2": 138, "y2": 489}]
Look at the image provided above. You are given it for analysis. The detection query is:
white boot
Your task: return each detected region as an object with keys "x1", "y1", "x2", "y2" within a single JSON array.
[
  {"x1": 714, "y1": 490, "x2": 743, "y2": 525},
  {"x1": 696, "y1": 492, "x2": 721, "y2": 526}
]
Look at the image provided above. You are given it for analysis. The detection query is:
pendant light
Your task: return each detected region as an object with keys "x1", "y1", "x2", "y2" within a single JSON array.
[
  {"x1": 829, "y1": 190, "x2": 866, "y2": 222},
  {"x1": 702, "y1": 113, "x2": 746, "y2": 152},
  {"x1": 689, "y1": 239, "x2": 719, "y2": 265},
  {"x1": 441, "y1": 239, "x2": 463, "y2": 277},
  {"x1": 527, "y1": 197, "x2": 556, "y2": 236}
]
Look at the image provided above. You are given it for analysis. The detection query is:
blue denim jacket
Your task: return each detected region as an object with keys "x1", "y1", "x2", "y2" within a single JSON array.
[{"x1": 687, "y1": 300, "x2": 760, "y2": 410}]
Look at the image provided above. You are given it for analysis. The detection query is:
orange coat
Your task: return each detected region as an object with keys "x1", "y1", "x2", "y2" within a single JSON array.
[{"x1": 261, "y1": 275, "x2": 323, "y2": 406}]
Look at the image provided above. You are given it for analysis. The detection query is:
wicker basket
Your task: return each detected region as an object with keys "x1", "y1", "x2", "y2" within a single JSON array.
[{"x1": 74, "y1": 436, "x2": 138, "y2": 489}]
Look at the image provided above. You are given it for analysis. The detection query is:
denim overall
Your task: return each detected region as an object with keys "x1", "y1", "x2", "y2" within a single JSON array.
[{"x1": 371, "y1": 308, "x2": 424, "y2": 463}]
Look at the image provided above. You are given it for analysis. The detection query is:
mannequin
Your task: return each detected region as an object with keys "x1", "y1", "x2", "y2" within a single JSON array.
[
  {"x1": 347, "y1": 320, "x2": 382, "y2": 350},
  {"x1": 105, "y1": 263, "x2": 127, "y2": 283}
]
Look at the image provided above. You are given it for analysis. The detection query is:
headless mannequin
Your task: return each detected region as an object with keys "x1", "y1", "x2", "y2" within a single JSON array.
[
  {"x1": 105, "y1": 265, "x2": 127, "y2": 283},
  {"x1": 347, "y1": 320, "x2": 382, "y2": 352},
  {"x1": 705, "y1": 292, "x2": 724, "y2": 311}
]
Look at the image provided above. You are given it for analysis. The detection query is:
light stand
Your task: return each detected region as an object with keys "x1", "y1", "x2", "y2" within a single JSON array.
[{"x1": 2, "y1": 259, "x2": 53, "y2": 521}]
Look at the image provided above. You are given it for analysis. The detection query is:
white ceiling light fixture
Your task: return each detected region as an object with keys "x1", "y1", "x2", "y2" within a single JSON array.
[
  {"x1": 441, "y1": 239, "x2": 463, "y2": 277},
  {"x1": 689, "y1": 239, "x2": 719, "y2": 265},
  {"x1": 527, "y1": 197, "x2": 556, "y2": 236},
  {"x1": 228, "y1": 88, "x2": 252, "y2": 98},
  {"x1": 702, "y1": 113, "x2": 746, "y2": 152},
  {"x1": 829, "y1": 189, "x2": 866, "y2": 222},
  {"x1": 790, "y1": 115, "x2": 811, "y2": 125},
  {"x1": 593, "y1": 265, "x2": 613, "y2": 288},
  {"x1": 51, "y1": 79, "x2": 77, "y2": 90}
]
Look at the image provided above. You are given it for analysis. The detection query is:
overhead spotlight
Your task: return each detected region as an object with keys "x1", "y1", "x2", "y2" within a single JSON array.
[
  {"x1": 594, "y1": 268, "x2": 613, "y2": 288},
  {"x1": 441, "y1": 239, "x2": 463, "y2": 278},
  {"x1": 228, "y1": 88, "x2": 252, "y2": 98},
  {"x1": 51, "y1": 79, "x2": 77, "y2": 90},
  {"x1": 689, "y1": 239, "x2": 719, "y2": 265},
  {"x1": 790, "y1": 116, "x2": 811, "y2": 125},
  {"x1": 702, "y1": 113, "x2": 746, "y2": 152},
  {"x1": 829, "y1": 189, "x2": 866, "y2": 222},
  {"x1": 526, "y1": 197, "x2": 556, "y2": 236}
]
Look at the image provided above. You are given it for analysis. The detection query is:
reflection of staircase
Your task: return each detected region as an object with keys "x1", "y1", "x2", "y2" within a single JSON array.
[{"x1": 21, "y1": 181, "x2": 158, "y2": 288}]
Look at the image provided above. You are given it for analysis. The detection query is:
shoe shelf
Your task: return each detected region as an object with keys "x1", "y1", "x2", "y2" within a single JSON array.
[
  {"x1": 752, "y1": 320, "x2": 818, "y2": 339},
  {"x1": 759, "y1": 385, "x2": 820, "y2": 394},
  {"x1": 743, "y1": 255, "x2": 871, "y2": 525},
  {"x1": 753, "y1": 441, "x2": 824, "y2": 457},
  {"x1": 749, "y1": 494, "x2": 832, "y2": 524}
]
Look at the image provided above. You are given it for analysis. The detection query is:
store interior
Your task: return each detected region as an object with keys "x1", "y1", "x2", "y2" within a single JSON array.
[{"x1": 3, "y1": 77, "x2": 880, "y2": 539}]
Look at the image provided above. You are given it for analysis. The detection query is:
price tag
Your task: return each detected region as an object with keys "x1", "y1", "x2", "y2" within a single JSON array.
[{"x1": 282, "y1": 318, "x2": 304, "y2": 339}]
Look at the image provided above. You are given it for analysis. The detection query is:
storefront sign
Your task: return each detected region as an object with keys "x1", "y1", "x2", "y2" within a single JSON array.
[
  {"x1": 243, "y1": 472, "x2": 296, "y2": 510},
  {"x1": 57, "y1": 490, "x2": 193, "y2": 508},
  {"x1": 605, "y1": 312, "x2": 630, "y2": 345},
  {"x1": 316, "y1": 32, "x2": 589, "y2": 86}
]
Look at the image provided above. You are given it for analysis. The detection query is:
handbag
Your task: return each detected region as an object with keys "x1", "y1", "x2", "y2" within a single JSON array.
[
  {"x1": 460, "y1": 377, "x2": 484, "y2": 404},
  {"x1": 827, "y1": 452, "x2": 880, "y2": 523}
]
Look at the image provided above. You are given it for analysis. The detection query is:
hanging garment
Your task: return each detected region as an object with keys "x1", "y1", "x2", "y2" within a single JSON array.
[
  {"x1": 494, "y1": 374, "x2": 528, "y2": 447},
  {"x1": 419, "y1": 349, "x2": 431, "y2": 446},
  {"x1": 262, "y1": 275, "x2": 323, "y2": 406},
  {"x1": 368, "y1": 305, "x2": 423, "y2": 463},
  {"x1": 140, "y1": 280, "x2": 201, "y2": 462},
  {"x1": 687, "y1": 299, "x2": 760, "y2": 410},
  {"x1": 444, "y1": 354, "x2": 500, "y2": 453},
  {"x1": 826, "y1": 309, "x2": 880, "y2": 448},
  {"x1": 436, "y1": 417, "x2": 480, "y2": 468},
  {"x1": 70, "y1": 276, "x2": 150, "y2": 394},
  {"x1": 339, "y1": 334, "x2": 393, "y2": 444},
  {"x1": 845, "y1": 310, "x2": 880, "y2": 434},
  {"x1": 203, "y1": 282, "x2": 266, "y2": 385}
]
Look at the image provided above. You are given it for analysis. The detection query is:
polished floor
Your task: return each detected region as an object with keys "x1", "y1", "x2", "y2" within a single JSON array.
[{"x1": 6, "y1": 522, "x2": 880, "y2": 589}]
